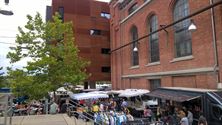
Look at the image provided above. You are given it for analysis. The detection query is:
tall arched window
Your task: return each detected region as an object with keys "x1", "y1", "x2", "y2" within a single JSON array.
[
  {"x1": 173, "y1": 0, "x2": 192, "y2": 57},
  {"x1": 130, "y1": 26, "x2": 139, "y2": 66},
  {"x1": 148, "y1": 15, "x2": 159, "y2": 62}
]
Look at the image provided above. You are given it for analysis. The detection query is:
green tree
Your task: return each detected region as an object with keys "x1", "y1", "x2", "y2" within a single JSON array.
[
  {"x1": 0, "y1": 67, "x2": 5, "y2": 87},
  {"x1": 7, "y1": 13, "x2": 89, "y2": 99}
]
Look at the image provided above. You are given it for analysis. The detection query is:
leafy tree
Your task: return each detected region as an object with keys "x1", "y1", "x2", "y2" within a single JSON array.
[
  {"x1": 0, "y1": 67, "x2": 5, "y2": 87},
  {"x1": 7, "y1": 13, "x2": 89, "y2": 99}
]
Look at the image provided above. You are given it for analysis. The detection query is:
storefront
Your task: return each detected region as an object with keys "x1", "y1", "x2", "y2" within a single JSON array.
[{"x1": 146, "y1": 87, "x2": 222, "y2": 125}]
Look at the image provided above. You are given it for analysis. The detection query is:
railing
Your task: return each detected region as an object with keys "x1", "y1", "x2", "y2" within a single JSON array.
[
  {"x1": 0, "y1": 93, "x2": 13, "y2": 125},
  {"x1": 67, "y1": 99, "x2": 103, "y2": 125},
  {"x1": 67, "y1": 99, "x2": 165, "y2": 125}
]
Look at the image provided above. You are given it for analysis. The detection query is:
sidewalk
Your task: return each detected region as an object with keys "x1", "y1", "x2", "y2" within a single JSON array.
[{"x1": 6, "y1": 114, "x2": 93, "y2": 125}]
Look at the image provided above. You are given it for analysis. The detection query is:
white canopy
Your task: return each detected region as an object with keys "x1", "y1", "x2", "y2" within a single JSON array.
[
  {"x1": 56, "y1": 87, "x2": 67, "y2": 92},
  {"x1": 88, "y1": 90, "x2": 125, "y2": 95},
  {"x1": 118, "y1": 89, "x2": 150, "y2": 98},
  {"x1": 70, "y1": 92, "x2": 109, "y2": 100}
]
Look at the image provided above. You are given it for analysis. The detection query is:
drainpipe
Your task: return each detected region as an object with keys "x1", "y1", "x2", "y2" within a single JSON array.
[{"x1": 210, "y1": 0, "x2": 221, "y2": 88}]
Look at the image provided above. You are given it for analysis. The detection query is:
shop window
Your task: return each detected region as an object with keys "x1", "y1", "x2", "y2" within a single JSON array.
[
  {"x1": 173, "y1": 0, "x2": 192, "y2": 57},
  {"x1": 58, "y1": 6, "x2": 64, "y2": 22},
  {"x1": 149, "y1": 79, "x2": 161, "y2": 91},
  {"x1": 101, "y1": 67, "x2": 111, "y2": 73},
  {"x1": 101, "y1": 48, "x2": 110, "y2": 54},
  {"x1": 90, "y1": 29, "x2": 101, "y2": 35},
  {"x1": 101, "y1": 12, "x2": 110, "y2": 19}
]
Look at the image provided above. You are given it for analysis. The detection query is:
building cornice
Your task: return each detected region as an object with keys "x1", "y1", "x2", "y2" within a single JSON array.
[{"x1": 122, "y1": 67, "x2": 217, "y2": 78}]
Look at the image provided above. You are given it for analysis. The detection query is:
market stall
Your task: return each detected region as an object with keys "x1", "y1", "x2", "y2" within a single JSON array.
[
  {"x1": 118, "y1": 89, "x2": 150, "y2": 98},
  {"x1": 70, "y1": 92, "x2": 109, "y2": 100}
]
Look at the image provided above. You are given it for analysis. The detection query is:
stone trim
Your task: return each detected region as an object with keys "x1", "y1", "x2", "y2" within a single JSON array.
[
  {"x1": 145, "y1": 61, "x2": 160, "y2": 67},
  {"x1": 122, "y1": 67, "x2": 216, "y2": 78},
  {"x1": 170, "y1": 55, "x2": 194, "y2": 63},
  {"x1": 129, "y1": 65, "x2": 139, "y2": 69}
]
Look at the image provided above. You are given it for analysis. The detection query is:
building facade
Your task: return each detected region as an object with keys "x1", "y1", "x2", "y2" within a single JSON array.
[
  {"x1": 110, "y1": 0, "x2": 222, "y2": 90},
  {"x1": 52, "y1": 0, "x2": 111, "y2": 88}
]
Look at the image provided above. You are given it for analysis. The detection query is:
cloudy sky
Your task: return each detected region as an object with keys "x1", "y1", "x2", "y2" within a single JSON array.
[
  {"x1": 0, "y1": 0, "x2": 51, "y2": 73},
  {"x1": 0, "y1": 0, "x2": 110, "y2": 73}
]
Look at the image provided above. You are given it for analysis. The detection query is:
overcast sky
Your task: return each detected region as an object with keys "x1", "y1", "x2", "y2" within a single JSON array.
[
  {"x1": 0, "y1": 0, "x2": 51, "y2": 73},
  {"x1": 0, "y1": 0, "x2": 110, "y2": 74}
]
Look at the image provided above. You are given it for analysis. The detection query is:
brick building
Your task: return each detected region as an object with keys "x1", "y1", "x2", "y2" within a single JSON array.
[
  {"x1": 52, "y1": 0, "x2": 111, "y2": 88},
  {"x1": 110, "y1": 0, "x2": 222, "y2": 90}
]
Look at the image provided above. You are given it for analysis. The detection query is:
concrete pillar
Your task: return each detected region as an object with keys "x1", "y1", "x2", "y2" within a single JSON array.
[
  {"x1": 89, "y1": 81, "x2": 96, "y2": 89},
  {"x1": 84, "y1": 82, "x2": 88, "y2": 89}
]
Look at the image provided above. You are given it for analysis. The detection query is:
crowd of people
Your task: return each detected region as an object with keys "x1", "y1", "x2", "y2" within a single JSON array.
[
  {"x1": 146, "y1": 101, "x2": 208, "y2": 125},
  {"x1": 70, "y1": 98, "x2": 135, "y2": 124},
  {"x1": 12, "y1": 100, "x2": 62, "y2": 116},
  {"x1": 66, "y1": 95, "x2": 211, "y2": 125},
  {"x1": 9, "y1": 93, "x2": 209, "y2": 125},
  {"x1": 12, "y1": 101, "x2": 44, "y2": 116}
]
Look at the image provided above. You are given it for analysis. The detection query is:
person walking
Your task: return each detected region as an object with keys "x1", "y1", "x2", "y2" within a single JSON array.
[{"x1": 49, "y1": 101, "x2": 59, "y2": 114}]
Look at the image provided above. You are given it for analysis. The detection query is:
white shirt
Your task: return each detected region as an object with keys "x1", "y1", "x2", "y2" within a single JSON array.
[
  {"x1": 100, "y1": 103, "x2": 104, "y2": 112},
  {"x1": 180, "y1": 117, "x2": 189, "y2": 125},
  {"x1": 187, "y1": 111, "x2": 193, "y2": 123}
]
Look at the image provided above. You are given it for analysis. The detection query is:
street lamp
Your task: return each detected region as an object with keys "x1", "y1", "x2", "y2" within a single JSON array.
[
  {"x1": 188, "y1": 19, "x2": 197, "y2": 31},
  {"x1": 133, "y1": 45, "x2": 138, "y2": 52},
  {"x1": 0, "y1": 0, "x2": 13, "y2": 16}
]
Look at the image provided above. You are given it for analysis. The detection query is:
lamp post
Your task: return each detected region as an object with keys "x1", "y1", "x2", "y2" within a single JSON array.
[{"x1": 0, "y1": 0, "x2": 13, "y2": 16}]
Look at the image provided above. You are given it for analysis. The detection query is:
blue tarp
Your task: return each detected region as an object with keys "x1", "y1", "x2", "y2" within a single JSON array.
[
  {"x1": 0, "y1": 88, "x2": 10, "y2": 93},
  {"x1": 13, "y1": 96, "x2": 29, "y2": 103}
]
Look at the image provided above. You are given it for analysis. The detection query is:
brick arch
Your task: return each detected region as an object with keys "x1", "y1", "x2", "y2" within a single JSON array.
[
  {"x1": 129, "y1": 25, "x2": 138, "y2": 36},
  {"x1": 168, "y1": 0, "x2": 179, "y2": 22},
  {"x1": 145, "y1": 12, "x2": 157, "y2": 33},
  {"x1": 168, "y1": 0, "x2": 178, "y2": 12}
]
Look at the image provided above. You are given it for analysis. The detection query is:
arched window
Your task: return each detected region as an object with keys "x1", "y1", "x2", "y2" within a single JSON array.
[
  {"x1": 173, "y1": 0, "x2": 192, "y2": 57},
  {"x1": 128, "y1": 3, "x2": 138, "y2": 15},
  {"x1": 148, "y1": 15, "x2": 159, "y2": 62},
  {"x1": 130, "y1": 26, "x2": 139, "y2": 66}
]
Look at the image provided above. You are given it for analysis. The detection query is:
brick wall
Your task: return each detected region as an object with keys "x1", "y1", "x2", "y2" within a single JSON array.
[
  {"x1": 52, "y1": 0, "x2": 111, "y2": 85},
  {"x1": 110, "y1": 0, "x2": 222, "y2": 90}
]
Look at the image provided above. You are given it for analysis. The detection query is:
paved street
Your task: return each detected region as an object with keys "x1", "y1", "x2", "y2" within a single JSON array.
[{"x1": 1, "y1": 114, "x2": 93, "y2": 125}]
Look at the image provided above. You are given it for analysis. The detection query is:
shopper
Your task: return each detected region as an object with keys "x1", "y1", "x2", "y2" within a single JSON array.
[
  {"x1": 187, "y1": 107, "x2": 193, "y2": 125},
  {"x1": 49, "y1": 101, "x2": 59, "y2": 114},
  {"x1": 179, "y1": 110, "x2": 189, "y2": 125},
  {"x1": 198, "y1": 112, "x2": 208, "y2": 125}
]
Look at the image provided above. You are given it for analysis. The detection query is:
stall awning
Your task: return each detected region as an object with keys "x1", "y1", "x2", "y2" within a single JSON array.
[
  {"x1": 70, "y1": 93, "x2": 109, "y2": 100},
  {"x1": 146, "y1": 88, "x2": 201, "y2": 102},
  {"x1": 118, "y1": 89, "x2": 150, "y2": 98}
]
